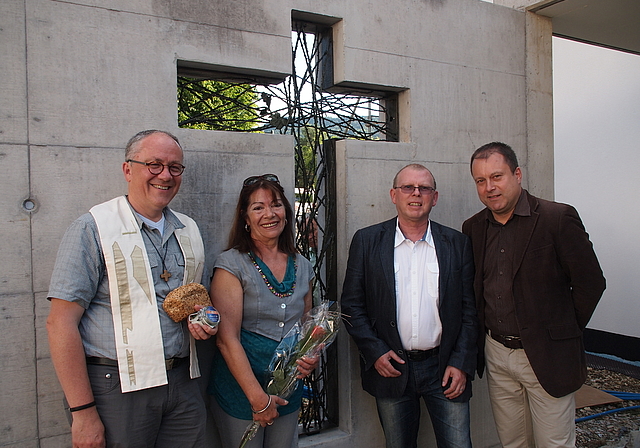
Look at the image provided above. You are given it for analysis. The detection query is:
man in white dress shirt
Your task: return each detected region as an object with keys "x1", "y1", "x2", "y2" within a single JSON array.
[{"x1": 342, "y1": 164, "x2": 478, "y2": 448}]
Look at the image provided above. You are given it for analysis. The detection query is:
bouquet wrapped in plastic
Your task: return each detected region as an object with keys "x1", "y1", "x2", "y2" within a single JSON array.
[{"x1": 239, "y1": 302, "x2": 340, "y2": 447}]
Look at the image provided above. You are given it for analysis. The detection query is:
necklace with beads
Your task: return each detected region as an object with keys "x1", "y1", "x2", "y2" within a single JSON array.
[{"x1": 248, "y1": 251, "x2": 296, "y2": 298}]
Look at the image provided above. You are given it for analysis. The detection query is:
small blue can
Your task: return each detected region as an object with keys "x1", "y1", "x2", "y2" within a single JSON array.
[{"x1": 189, "y1": 306, "x2": 220, "y2": 329}]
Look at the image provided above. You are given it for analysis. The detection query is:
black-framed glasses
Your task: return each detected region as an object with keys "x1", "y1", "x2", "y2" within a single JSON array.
[
  {"x1": 126, "y1": 159, "x2": 185, "y2": 176},
  {"x1": 243, "y1": 174, "x2": 280, "y2": 186},
  {"x1": 395, "y1": 185, "x2": 436, "y2": 195}
]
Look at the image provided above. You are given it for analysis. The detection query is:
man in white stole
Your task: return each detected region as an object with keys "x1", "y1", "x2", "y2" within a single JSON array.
[{"x1": 47, "y1": 130, "x2": 217, "y2": 448}]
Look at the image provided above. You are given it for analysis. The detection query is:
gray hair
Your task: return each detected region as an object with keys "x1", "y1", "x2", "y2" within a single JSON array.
[
  {"x1": 124, "y1": 130, "x2": 182, "y2": 160},
  {"x1": 392, "y1": 163, "x2": 437, "y2": 190}
]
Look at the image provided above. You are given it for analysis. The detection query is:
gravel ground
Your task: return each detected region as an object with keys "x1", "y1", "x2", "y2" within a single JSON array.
[{"x1": 577, "y1": 367, "x2": 640, "y2": 448}]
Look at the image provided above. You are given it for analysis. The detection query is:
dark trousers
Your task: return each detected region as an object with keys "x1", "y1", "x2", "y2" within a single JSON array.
[{"x1": 81, "y1": 362, "x2": 207, "y2": 448}]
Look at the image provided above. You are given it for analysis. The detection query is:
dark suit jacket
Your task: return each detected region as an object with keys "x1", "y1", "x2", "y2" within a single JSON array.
[
  {"x1": 462, "y1": 190, "x2": 606, "y2": 398},
  {"x1": 342, "y1": 218, "x2": 478, "y2": 400}
]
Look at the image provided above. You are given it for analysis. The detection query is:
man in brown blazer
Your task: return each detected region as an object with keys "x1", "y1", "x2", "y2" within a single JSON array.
[{"x1": 462, "y1": 142, "x2": 605, "y2": 448}]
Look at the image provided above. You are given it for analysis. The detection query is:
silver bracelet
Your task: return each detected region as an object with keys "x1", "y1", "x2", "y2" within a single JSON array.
[{"x1": 251, "y1": 394, "x2": 272, "y2": 414}]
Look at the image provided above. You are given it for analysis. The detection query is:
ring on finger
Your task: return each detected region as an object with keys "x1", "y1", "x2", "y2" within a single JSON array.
[{"x1": 267, "y1": 422, "x2": 273, "y2": 426}]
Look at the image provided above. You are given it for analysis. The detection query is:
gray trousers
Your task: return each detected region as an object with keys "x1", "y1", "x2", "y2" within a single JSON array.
[
  {"x1": 79, "y1": 362, "x2": 207, "y2": 448},
  {"x1": 209, "y1": 395, "x2": 299, "y2": 448}
]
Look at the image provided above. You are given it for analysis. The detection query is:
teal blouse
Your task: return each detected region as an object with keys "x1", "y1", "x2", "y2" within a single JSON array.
[
  {"x1": 207, "y1": 249, "x2": 314, "y2": 420},
  {"x1": 209, "y1": 329, "x2": 303, "y2": 419}
]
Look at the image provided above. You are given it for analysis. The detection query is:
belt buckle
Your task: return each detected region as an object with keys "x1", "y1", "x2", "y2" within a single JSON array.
[
  {"x1": 405, "y1": 347, "x2": 438, "y2": 362},
  {"x1": 501, "y1": 335, "x2": 522, "y2": 349}
]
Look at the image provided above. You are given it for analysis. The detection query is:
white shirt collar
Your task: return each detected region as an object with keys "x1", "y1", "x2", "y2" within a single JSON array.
[{"x1": 394, "y1": 218, "x2": 434, "y2": 248}]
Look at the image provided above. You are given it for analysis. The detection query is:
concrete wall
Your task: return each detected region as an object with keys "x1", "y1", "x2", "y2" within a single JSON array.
[{"x1": 1, "y1": 0, "x2": 553, "y2": 446}]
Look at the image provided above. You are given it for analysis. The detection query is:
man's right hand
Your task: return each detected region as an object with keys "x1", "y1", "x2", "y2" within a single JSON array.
[
  {"x1": 71, "y1": 407, "x2": 105, "y2": 448},
  {"x1": 373, "y1": 350, "x2": 405, "y2": 377},
  {"x1": 47, "y1": 299, "x2": 105, "y2": 447}
]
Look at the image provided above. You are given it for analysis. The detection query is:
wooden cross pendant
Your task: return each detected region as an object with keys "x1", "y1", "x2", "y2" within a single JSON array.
[{"x1": 160, "y1": 269, "x2": 172, "y2": 282}]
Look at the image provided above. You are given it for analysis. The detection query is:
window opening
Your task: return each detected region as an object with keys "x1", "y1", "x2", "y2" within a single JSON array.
[{"x1": 177, "y1": 17, "x2": 400, "y2": 436}]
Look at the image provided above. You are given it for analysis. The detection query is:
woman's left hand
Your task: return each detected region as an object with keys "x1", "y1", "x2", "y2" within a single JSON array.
[{"x1": 295, "y1": 355, "x2": 320, "y2": 379}]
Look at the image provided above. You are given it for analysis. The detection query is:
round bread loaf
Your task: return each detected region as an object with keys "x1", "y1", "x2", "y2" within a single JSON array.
[{"x1": 163, "y1": 283, "x2": 211, "y2": 322}]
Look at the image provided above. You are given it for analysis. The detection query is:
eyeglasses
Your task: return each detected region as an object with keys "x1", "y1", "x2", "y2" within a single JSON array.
[
  {"x1": 394, "y1": 185, "x2": 436, "y2": 195},
  {"x1": 127, "y1": 159, "x2": 185, "y2": 176},
  {"x1": 243, "y1": 174, "x2": 280, "y2": 186}
]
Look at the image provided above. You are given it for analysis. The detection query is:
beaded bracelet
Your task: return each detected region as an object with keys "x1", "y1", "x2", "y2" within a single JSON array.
[
  {"x1": 69, "y1": 401, "x2": 96, "y2": 412},
  {"x1": 251, "y1": 395, "x2": 272, "y2": 414}
]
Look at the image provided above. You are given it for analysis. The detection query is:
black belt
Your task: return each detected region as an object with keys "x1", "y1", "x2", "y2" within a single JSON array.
[
  {"x1": 405, "y1": 347, "x2": 439, "y2": 362},
  {"x1": 488, "y1": 329, "x2": 523, "y2": 349},
  {"x1": 86, "y1": 356, "x2": 188, "y2": 370}
]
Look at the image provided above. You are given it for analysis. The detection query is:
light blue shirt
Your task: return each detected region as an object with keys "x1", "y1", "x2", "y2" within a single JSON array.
[{"x1": 48, "y1": 201, "x2": 195, "y2": 359}]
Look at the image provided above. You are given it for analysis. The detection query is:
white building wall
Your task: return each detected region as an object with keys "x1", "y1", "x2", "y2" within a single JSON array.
[{"x1": 553, "y1": 37, "x2": 640, "y2": 339}]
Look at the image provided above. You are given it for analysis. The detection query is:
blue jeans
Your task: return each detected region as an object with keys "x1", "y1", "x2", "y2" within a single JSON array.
[{"x1": 375, "y1": 355, "x2": 472, "y2": 448}]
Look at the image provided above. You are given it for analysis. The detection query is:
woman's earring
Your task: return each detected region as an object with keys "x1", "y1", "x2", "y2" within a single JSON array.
[{"x1": 245, "y1": 224, "x2": 250, "y2": 232}]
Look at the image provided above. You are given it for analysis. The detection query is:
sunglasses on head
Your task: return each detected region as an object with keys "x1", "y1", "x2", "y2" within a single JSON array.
[{"x1": 243, "y1": 174, "x2": 280, "y2": 186}]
